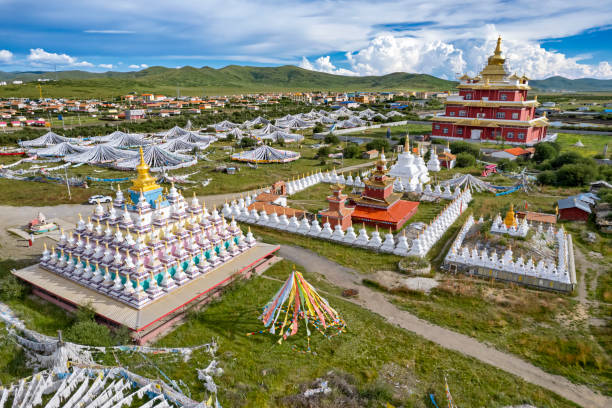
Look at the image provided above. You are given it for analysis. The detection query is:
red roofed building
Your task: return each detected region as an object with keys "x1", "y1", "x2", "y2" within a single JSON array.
[
  {"x1": 318, "y1": 183, "x2": 354, "y2": 230},
  {"x1": 349, "y1": 152, "x2": 419, "y2": 230}
]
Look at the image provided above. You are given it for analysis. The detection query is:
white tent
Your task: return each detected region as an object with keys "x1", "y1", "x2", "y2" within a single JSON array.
[
  {"x1": 154, "y1": 125, "x2": 197, "y2": 140},
  {"x1": 178, "y1": 132, "x2": 217, "y2": 144},
  {"x1": 29, "y1": 142, "x2": 90, "y2": 157},
  {"x1": 260, "y1": 130, "x2": 304, "y2": 143},
  {"x1": 231, "y1": 145, "x2": 300, "y2": 163},
  {"x1": 160, "y1": 138, "x2": 208, "y2": 153},
  {"x1": 256, "y1": 123, "x2": 282, "y2": 135},
  {"x1": 19, "y1": 131, "x2": 77, "y2": 148},
  {"x1": 114, "y1": 144, "x2": 196, "y2": 171},
  {"x1": 225, "y1": 127, "x2": 245, "y2": 140},
  {"x1": 386, "y1": 110, "x2": 405, "y2": 118},
  {"x1": 97, "y1": 132, "x2": 150, "y2": 148},
  {"x1": 64, "y1": 144, "x2": 138, "y2": 164},
  {"x1": 573, "y1": 140, "x2": 584, "y2": 147},
  {"x1": 244, "y1": 116, "x2": 270, "y2": 127},
  {"x1": 92, "y1": 130, "x2": 145, "y2": 143},
  {"x1": 275, "y1": 118, "x2": 313, "y2": 129},
  {"x1": 214, "y1": 120, "x2": 239, "y2": 132}
]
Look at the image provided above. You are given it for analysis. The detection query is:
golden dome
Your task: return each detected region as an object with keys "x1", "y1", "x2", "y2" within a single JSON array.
[{"x1": 480, "y1": 36, "x2": 508, "y2": 82}]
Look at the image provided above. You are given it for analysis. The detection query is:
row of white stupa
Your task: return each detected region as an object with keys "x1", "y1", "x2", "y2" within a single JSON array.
[
  {"x1": 220, "y1": 187, "x2": 472, "y2": 258},
  {"x1": 39, "y1": 190, "x2": 257, "y2": 309},
  {"x1": 286, "y1": 167, "x2": 457, "y2": 196},
  {"x1": 491, "y1": 213, "x2": 530, "y2": 237},
  {"x1": 445, "y1": 215, "x2": 571, "y2": 283}
]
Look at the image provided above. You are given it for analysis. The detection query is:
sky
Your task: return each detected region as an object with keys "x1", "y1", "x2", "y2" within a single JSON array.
[{"x1": 1, "y1": 0, "x2": 611, "y2": 79}]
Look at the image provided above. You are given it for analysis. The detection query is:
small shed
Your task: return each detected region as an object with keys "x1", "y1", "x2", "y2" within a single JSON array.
[
  {"x1": 557, "y1": 196, "x2": 592, "y2": 221},
  {"x1": 362, "y1": 149, "x2": 379, "y2": 159}
]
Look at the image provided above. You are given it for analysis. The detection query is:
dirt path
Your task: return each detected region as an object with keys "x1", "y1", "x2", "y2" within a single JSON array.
[{"x1": 278, "y1": 245, "x2": 611, "y2": 408}]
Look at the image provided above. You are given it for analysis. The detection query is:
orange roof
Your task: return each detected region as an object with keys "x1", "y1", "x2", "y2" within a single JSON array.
[
  {"x1": 247, "y1": 202, "x2": 305, "y2": 218},
  {"x1": 438, "y1": 151, "x2": 456, "y2": 160},
  {"x1": 352, "y1": 200, "x2": 418, "y2": 223},
  {"x1": 503, "y1": 147, "x2": 531, "y2": 156},
  {"x1": 319, "y1": 207, "x2": 354, "y2": 218},
  {"x1": 515, "y1": 211, "x2": 556, "y2": 224},
  {"x1": 255, "y1": 192, "x2": 283, "y2": 202}
]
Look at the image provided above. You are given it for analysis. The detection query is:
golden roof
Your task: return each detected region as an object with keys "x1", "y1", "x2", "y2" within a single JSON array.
[
  {"x1": 130, "y1": 147, "x2": 160, "y2": 193},
  {"x1": 479, "y1": 36, "x2": 508, "y2": 82}
]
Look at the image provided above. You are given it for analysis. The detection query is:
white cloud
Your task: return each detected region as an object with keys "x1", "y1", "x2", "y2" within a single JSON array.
[
  {"x1": 84, "y1": 30, "x2": 134, "y2": 34},
  {"x1": 98, "y1": 63, "x2": 113, "y2": 69},
  {"x1": 301, "y1": 31, "x2": 612, "y2": 80},
  {"x1": 0, "y1": 50, "x2": 13, "y2": 64},
  {"x1": 299, "y1": 56, "x2": 357, "y2": 76},
  {"x1": 27, "y1": 48, "x2": 93, "y2": 68},
  {"x1": 128, "y1": 63, "x2": 148, "y2": 69}
]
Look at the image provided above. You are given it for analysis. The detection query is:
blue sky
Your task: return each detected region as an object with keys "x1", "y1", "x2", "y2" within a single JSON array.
[{"x1": 0, "y1": 0, "x2": 611, "y2": 79}]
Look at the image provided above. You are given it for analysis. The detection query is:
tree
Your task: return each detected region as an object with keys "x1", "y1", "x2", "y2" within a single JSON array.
[
  {"x1": 550, "y1": 151, "x2": 584, "y2": 169},
  {"x1": 324, "y1": 134, "x2": 340, "y2": 145},
  {"x1": 343, "y1": 144, "x2": 361, "y2": 158},
  {"x1": 65, "y1": 320, "x2": 113, "y2": 347},
  {"x1": 317, "y1": 146, "x2": 332, "y2": 158},
  {"x1": 497, "y1": 158, "x2": 518, "y2": 172},
  {"x1": 537, "y1": 170, "x2": 557, "y2": 185},
  {"x1": 533, "y1": 142, "x2": 558, "y2": 163},
  {"x1": 365, "y1": 139, "x2": 390, "y2": 152},
  {"x1": 555, "y1": 163, "x2": 597, "y2": 186},
  {"x1": 449, "y1": 141, "x2": 480, "y2": 158},
  {"x1": 455, "y1": 152, "x2": 476, "y2": 168},
  {"x1": 240, "y1": 138, "x2": 256, "y2": 148},
  {"x1": 312, "y1": 123, "x2": 324, "y2": 133}
]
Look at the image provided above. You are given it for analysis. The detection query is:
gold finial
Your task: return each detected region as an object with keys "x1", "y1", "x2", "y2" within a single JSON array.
[{"x1": 494, "y1": 35, "x2": 502, "y2": 56}]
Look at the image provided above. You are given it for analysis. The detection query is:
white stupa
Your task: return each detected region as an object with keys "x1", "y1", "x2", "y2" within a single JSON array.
[
  {"x1": 426, "y1": 146, "x2": 441, "y2": 172},
  {"x1": 388, "y1": 137, "x2": 430, "y2": 190}
]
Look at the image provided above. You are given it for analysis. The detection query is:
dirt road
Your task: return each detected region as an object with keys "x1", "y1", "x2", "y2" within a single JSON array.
[{"x1": 278, "y1": 245, "x2": 611, "y2": 408}]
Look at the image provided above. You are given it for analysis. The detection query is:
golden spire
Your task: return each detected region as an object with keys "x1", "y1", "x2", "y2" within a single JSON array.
[
  {"x1": 131, "y1": 146, "x2": 159, "y2": 192},
  {"x1": 480, "y1": 35, "x2": 507, "y2": 82}
]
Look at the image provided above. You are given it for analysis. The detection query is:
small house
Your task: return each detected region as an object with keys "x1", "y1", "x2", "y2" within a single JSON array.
[
  {"x1": 438, "y1": 151, "x2": 456, "y2": 169},
  {"x1": 557, "y1": 195, "x2": 595, "y2": 221},
  {"x1": 362, "y1": 149, "x2": 378, "y2": 159}
]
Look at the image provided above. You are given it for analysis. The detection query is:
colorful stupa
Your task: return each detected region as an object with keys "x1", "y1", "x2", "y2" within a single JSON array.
[
  {"x1": 38, "y1": 149, "x2": 258, "y2": 310},
  {"x1": 350, "y1": 151, "x2": 419, "y2": 230}
]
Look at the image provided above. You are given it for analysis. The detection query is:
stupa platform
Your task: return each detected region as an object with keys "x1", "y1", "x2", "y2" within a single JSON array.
[{"x1": 13, "y1": 242, "x2": 279, "y2": 343}]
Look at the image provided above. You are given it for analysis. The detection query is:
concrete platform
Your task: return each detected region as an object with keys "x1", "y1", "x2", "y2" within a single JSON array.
[{"x1": 13, "y1": 243, "x2": 279, "y2": 333}]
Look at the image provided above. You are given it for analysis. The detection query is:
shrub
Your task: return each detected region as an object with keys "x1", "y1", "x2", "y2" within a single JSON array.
[
  {"x1": 240, "y1": 137, "x2": 256, "y2": 148},
  {"x1": 365, "y1": 139, "x2": 390, "y2": 153},
  {"x1": 533, "y1": 142, "x2": 559, "y2": 163},
  {"x1": 312, "y1": 123, "x2": 324, "y2": 133},
  {"x1": 537, "y1": 170, "x2": 557, "y2": 186},
  {"x1": 343, "y1": 144, "x2": 361, "y2": 159},
  {"x1": 555, "y1": 163, "x2": 597, "y2": 186},
  {"x1": 324, "y1": 134, "x2": 340, "y2": 145},
  {"x1": 0, "y1": 275, "x2": 26, "y2": 300},
  {"x1": 455, "y1": 152, "x2": 476, "y2": 167},
  {"x1": 450, "y1": 141, "x2": 480, "y2": 158},
  {"x1": 550, "y1": 151, "x2": 585, "y2": 169},
  {"x1": 317, "y1": 146, "x2": 332, "y2": 158},
  {"x1": 498, "y1": 158, "x2": 519, "y2": 172},
  {"x1": 65, "y1": 320, "x2": 112, "y2": 347}
]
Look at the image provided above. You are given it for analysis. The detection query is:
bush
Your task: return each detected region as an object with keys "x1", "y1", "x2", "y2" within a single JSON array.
[
  {"x1": 0, "y1": 275, "x2": 26, "y2": 300},
  {"x1": 317, "y1": 146, "x2": 332, "y2": 158},
  {"x1": 240, "y1": 137, "x2": 256, "y2": 148},
  {"x1": 312, "y1": 123, "x2": 324, "y2": 133},
  {"x1": 550, "y1": 152, "x2": 585, "y2": 169},
  {"x1": 555, "y1": 163, "x2": 597, "y2": 186},
  {"x1": 343, "y1": 144, "x2": 361, "y2": 159},
  {"x1": 365, "y1": 139, "x2": 390, "y2": 153},
  {"x1": 533, "y1": 142, "x2": 559, "y2": 163},
  {"x1": 65, "y1": 320, "x2": 113, "y2": 347},
  {"x1": 498, "y1": 158, "x2": 519, "y2": 172},
  {"x1": 537, "y1": 170, "x2": 557, "y2": 186},
  {"x1": 450, "y1": 141, "x2": 480, "y2": 158},
  {"x1": 324, "y1": 134, "x2": 340, "y2": 145},
  {"x1": 455, "y1": 152, "x2": 476, "y2": 167}
]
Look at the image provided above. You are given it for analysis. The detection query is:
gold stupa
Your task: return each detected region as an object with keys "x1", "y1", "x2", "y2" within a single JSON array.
[
  {"x1": 130, "y1": 147, "x2": 160, "y2": 193},
  {"x1": 504, "y1": 203, "x2": 517, "y2": 228}
]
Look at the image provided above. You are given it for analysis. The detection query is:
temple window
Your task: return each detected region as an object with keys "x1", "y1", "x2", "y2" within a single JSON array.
[
  {"x1": 465, "y1": 93, "x2": 472, "y2": 100},
  {"x1": 457, "y1": 128, "x2": 463, "y2": 135},
  {"x1": 496, "y1": 112, "x2": 505, "y2": 119},
  {"x1": 500, "y1": 94, "x2": 508, "y2": 100},
  {"x1": 443, "y1": 127, "x2": 449, "y2": 134},
  {"x1": 512, "y1": 112, "x2": 519, "y2": 119},
  {"x1": 450, "y1": 111, "x2": 456, "y2": 116},
  {"x1": 459, "y1": 110, "x2": 466, "y2": 116},
  {"x1": 518, "y1": 133, "x2": 525, "y2": 139},
  {"x1": 434, "y1": 124, "x2": 440, "y2": 130},
  {"x1": 507, "y1": 132, "x2": 514, "y2": 138}
]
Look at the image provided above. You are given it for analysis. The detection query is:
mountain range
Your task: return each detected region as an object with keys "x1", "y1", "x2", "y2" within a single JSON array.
[{"x1": 0, "y1": 66, "x2": 610, "y2": 97}]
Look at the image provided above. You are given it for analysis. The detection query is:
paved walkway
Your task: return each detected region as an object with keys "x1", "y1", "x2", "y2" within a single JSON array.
[{"x1": 278, "y1": 245, "x2": 611, "y2": 408}]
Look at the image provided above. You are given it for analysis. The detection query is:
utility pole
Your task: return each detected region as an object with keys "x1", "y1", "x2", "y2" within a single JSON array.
[{"x1": 64, "y1": 166, "x2": 72, "y2": 200}]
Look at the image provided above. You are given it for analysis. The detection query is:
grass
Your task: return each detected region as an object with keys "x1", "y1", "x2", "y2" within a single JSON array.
[
  {"x1": 122, "y1": 260, "x2": 577, "y2": 407},
  {"x1": 389, "y1": 274, "x2": 611, "y2": 396},
  {"x1": 555, "y1": 133, "x2": 611, "y2": 157},
  {"x1": 287, "y1": 182, "x2": 333, "y2": 213}
]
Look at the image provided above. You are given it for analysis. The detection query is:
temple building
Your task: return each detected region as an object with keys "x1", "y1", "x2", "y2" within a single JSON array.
[
  {"x1": 431, "y1": 37, "x2": 548, "y2": 145},
  {"x1": 388, "y1": 139, "x2": 430, "y2": 190},
  {"x1": 12, "y1": 148, "x2": 278, "y2": 343},
  {"x1": 350, "y1": 151, "x2": 419, "y2": 230},
  {"x1": 318, "y1": 183, "x2": 354, "y2": 230}
]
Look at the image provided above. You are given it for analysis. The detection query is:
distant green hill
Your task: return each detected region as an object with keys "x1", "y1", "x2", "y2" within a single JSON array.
[
  {"x1": 0, "y1": 65, "x2": 455, "y2": 98},
  {"x1": 530, "y1": 76, "x2": 612, "y2": 92},
  {"x1": 0, "y1": 66, "x2": 609, "y2": 98}
]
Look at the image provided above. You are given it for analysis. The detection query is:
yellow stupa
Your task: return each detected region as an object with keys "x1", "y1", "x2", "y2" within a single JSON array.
[
  {"x1": 504, "y1": 203, "x2": 517, "y2": 228},
  {"x1": 130, "y1": 147, "x2": 160, "y2": 193}
]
